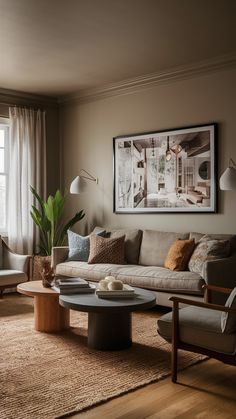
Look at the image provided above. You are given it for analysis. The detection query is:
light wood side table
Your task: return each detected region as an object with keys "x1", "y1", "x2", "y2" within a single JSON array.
[{"x1": 17, "y1": 280, "x2": 70, "y2": 333}]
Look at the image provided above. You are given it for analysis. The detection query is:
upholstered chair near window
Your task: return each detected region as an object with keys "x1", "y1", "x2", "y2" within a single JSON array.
[
  {"x1": 0, "y1": 237, "x2": 31, "y2": 297},
  {"x1": 157, "y1": 285, "x2": 236, "y2": 382}
]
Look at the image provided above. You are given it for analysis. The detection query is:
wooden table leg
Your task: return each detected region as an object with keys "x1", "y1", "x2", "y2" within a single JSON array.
[
  {"x1": 88, "y1": 312, "x2": 132, "y2": 350},
  {"x1": 34, "y1": 296, "x2": 70, "y2": 333}
]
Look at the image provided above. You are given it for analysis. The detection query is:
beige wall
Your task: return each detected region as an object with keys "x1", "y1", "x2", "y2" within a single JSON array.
[{"x1": 60, "y1": 67, "x2": 236, "y2": 235}]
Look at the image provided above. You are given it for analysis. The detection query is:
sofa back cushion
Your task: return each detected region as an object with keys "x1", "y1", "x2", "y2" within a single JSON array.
[
  {"x1": 221, "y1": 287, "x2": 236, "y2": 334},
  {"x1": 139, "y1": 230, "x2": 189, "y2": 267},
  {"x1": 108, "y1": 229, "x2": 142, "y2": 264}
]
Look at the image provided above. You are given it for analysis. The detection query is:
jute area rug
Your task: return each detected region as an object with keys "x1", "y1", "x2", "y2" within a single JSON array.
[{"x1": 0, "y1": 295, "x2": 206, "y2": 419}]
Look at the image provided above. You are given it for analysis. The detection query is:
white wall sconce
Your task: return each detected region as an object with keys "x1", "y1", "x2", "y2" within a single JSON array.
[
  {"x1": 70, "y1": 169, "x2": 98, "y2": 194},
  {"x1": 219, "y1": 159, "x2": 236, "y2": 190}
]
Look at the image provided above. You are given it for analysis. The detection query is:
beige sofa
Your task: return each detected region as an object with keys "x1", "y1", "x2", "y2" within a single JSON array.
[{"x1": 52, "y1": 229, "x2": 236, "y2": 307}]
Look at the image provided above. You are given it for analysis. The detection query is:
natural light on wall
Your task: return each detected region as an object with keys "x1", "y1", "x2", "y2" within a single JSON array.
[{"x1": 0, "y1": 120, "x2": 9, "y2": 233}]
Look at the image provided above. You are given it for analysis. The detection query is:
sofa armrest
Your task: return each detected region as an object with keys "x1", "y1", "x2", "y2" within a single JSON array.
[
  {"x1": 3, "y1": 246, "x2": 31, "y2": 275},
  {"x1": 203, "y1": 255, "x2": 236, "y2": 303},
  {"x1": 51, "y1": 247, "x2": 69, "y2": 270}
]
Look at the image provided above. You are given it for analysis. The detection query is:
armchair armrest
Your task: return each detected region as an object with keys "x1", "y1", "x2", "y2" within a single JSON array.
[
  {"x1": 2, "y1": 243, "x2": 31, "y2": 277},
  {"x1": 169, "y1": 293, "x2": 236, "y2": 382},
  {"x1": 202, "y1": 284, "x2": 232, "y2": 303},
  {"x1": 51, "y1": 247, "x2": 69, "y2": 270},
  {"x1": 169, "y1": 296, "x2": 236, "y2": 314}
]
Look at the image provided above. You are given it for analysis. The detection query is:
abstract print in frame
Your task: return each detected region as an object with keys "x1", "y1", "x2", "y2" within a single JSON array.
[{"x1": 113, "y1": 124, "x2": 217, "y2": 213}]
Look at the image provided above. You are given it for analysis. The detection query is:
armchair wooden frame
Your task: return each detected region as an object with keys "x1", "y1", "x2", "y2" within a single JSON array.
[{"x1": 170, "y1": 285, "x2": 236, "y2": 383}]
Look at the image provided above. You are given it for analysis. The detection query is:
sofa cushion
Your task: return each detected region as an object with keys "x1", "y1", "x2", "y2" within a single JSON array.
[
  {"x1": 113, "y1": 265, "x2": 204, "y2": 294},
  {"x1": 55, "y1": 261, "x2": 123, "y2": 281},
  {"x1": 158, "y1": 306, "x2": 236, "y2": 355},
  {"x1": 56, "y1": 261, "x2": 205, "y2": 295},
  {"x1": 67, "y1": 229, "x2": 106, "y2": 262},
  {"x1": 221, "y1": 287, "x2": 236, "y2": 334},
  {"x1": 139, "y1": 230, "x2": 189, "y2": 266},
  {"x1": 164, "y1": 239, "x2": 195, "y2": 271},
  {"x1": 88, "y1": 235, "x2": 126, "y2": 264},
  {"x1": 109, "y1": 229, "x2": 142, "y2": 264},
  {"x1": 189, "y1": 238, "x2": 230, "y2": 275}
]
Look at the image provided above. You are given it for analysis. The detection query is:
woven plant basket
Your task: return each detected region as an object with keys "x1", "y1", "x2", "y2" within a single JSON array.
[{"x1": 32, "y1": 255, "x2": 52, "y2": 282}]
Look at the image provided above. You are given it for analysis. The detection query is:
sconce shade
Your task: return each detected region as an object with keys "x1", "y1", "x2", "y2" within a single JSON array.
[
  {"x1": 70, "y1": 169, "x2": 98, "y2": 194},
  {"x1": 70, "y1": 176, "x2": 81, "y2": 194},
  {"x1": 220, "y1": 167, "x2": 236, "y2": 190}
]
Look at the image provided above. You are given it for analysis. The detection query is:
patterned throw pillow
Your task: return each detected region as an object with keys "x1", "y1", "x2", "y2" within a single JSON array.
[
  {"x1": 67, "y1": 229, "x2": 106, "y2": 262},
  {"x1": 221, "y1": 287, "x2": 236, "y2": 333},
  {"x1": 164, "y1": 239, "x2": 195, "y2": 271},
  {"x1": 88, "y1": 235, "x2": 126, "y2": 264},
  {"x1": 188, "y1": 238, "x2": 230, "y2": 276}
]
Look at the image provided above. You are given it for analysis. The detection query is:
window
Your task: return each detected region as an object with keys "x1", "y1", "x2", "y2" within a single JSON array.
[{"x1": 0, "y1": 119, "x2": 9, "y2": 233}]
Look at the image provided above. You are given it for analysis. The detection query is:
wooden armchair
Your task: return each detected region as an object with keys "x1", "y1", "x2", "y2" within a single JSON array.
[{"x1": 157, "y1": 285, "x2": 236, "y2": 383}]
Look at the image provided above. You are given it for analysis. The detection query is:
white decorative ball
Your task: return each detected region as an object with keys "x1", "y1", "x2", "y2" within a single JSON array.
[
  {"x1": 108, "y1": 280, "x2": 123, "y2": 291},
  {"x1": 98, "y1": 279, "x2": 109, "y2": 290},
  {"x1": 104, "y1": 275, "x2": 116, "y2": 282}
]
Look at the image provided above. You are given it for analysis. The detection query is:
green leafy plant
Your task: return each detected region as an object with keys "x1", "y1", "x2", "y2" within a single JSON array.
[{"x1": 30, "y1": 186, "x2": 85, "y2": 255}]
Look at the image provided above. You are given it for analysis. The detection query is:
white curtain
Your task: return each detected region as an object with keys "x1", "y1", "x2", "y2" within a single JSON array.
[{"x1": 8, "y1": 107, "x2": 47, "y2": 254}]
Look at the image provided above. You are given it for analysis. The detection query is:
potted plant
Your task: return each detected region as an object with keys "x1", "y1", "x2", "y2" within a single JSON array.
[{"x1": 30, "y1": 186, "x2": 85, "y2": 280}]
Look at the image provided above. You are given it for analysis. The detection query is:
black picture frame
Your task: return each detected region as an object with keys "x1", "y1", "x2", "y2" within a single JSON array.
[{"x1": 113, "y1": 123, "x2": 217, "y2": 214}]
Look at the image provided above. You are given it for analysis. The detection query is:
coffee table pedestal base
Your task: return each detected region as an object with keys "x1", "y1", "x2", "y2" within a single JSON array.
[
  {"x1": 34, "y1": 296, "x2": 70, "y2": 333},
  {"x1": 88, "y1": 312, "x2": 132, "y2": 350}
]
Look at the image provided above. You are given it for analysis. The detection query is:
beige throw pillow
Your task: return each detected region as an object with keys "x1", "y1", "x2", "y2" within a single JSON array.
[
  {"x1": 164, "y1": 239, "x2": 195, "y2": 271},
  {"x1": 88, "y1": 235, "x2": 126, "y2": 264}
]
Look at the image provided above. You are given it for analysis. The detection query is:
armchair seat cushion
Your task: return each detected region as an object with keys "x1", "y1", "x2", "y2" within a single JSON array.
[
  {"x1": 158, "y1": 306, "x2": 236, "y2": 355},
  {"x1": 0, "y1": 270, "x2": 27, "y2": 286}
]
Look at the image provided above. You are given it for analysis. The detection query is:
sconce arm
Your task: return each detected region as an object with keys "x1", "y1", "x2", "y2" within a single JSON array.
[{"x1": 80, "y1": 169, "x2": 98, "y2": 183}]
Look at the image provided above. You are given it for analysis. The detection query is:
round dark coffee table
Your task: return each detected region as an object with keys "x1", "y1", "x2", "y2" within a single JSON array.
[{"x1": 59, "y1": 287, "x2": 156, "y2": 350}]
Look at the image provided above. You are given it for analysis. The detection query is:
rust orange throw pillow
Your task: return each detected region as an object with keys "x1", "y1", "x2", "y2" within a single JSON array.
[
  {"x1": 164, "y1": 239, "x2": 195, "y2": 271},
  {"x1": 88, "y1": 235, "x2": 126, "y2": 264}
]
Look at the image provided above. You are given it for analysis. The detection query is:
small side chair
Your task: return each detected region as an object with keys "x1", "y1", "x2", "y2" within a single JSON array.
[
  {"x1": 157, "y1": 284, "x2": 236, "y2": 382},
  {"x1": 0, "y1": 237, "x2": 31, "y2": 297}
]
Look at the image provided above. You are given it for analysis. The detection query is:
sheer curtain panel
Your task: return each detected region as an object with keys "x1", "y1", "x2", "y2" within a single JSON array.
[{"x1": 8, "y1": 107, "x2": 46, "y2": 254}]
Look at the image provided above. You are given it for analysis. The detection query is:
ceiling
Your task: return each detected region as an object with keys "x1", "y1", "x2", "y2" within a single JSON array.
[{"x1": 0, "y1": 0, "x2": 235, "y2": 98}]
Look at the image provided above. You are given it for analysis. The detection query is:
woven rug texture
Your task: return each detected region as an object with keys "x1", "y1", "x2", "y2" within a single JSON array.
[{"x1": 0, "y1": 296, "x2": 206, "y2": 419}]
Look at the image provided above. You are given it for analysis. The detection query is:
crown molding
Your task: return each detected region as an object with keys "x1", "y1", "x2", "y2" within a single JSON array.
[
  {"x1": 60, "y1": 53, "x2": 236, "y2": 106},
  {"x1": 0, "y1": 88, "x2": 58, "y2": 108}
]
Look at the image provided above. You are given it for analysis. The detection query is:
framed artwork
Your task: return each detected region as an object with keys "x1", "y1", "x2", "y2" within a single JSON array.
[{"x1": 113, "y1": 123, "x2": 217, "y2": 213}]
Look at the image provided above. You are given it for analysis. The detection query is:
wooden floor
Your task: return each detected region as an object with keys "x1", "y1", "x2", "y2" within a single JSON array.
[
  {"x1": 76, "y1": 359, "x2": 236, "y2": 419},
  {"x1": 1, "y1": 293, "x2": 236, "y2": 419}
]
